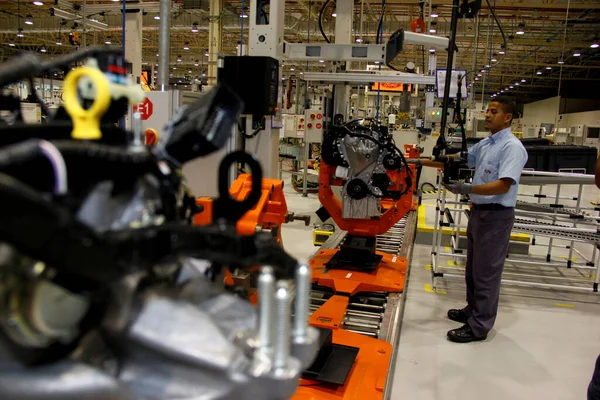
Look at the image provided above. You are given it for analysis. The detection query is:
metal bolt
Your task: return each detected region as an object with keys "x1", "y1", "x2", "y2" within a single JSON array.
[
  {"x1": 273, "y1": 280, "x2": 291, "y2": 371},
  {"x1": 293, "y1": 264, "x2": 311, "y2": 339},
  {"x1": 257, "y1": 266, "x2": 275, "y2": 354}
]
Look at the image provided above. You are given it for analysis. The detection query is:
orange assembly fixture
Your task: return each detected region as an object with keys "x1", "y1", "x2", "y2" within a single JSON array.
[{"x1": 194, "y1": 174, "x2": 289, "y2": 243}]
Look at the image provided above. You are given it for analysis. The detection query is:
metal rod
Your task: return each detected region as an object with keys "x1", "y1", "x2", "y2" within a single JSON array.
[
  {"x1": 438, "y1": 0, "x2": 460, "y2": 138},
  {"x1": 442, "y1": 273, "x2": 598, "y2": 292},
  {"x1": 158, "y1": 0, "x2": 171, "y2": 91}
]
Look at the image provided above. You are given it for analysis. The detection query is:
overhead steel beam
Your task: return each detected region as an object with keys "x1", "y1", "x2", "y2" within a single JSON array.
[{"x1": 302, "y1": 71, "x2": 435, "y2": 85}]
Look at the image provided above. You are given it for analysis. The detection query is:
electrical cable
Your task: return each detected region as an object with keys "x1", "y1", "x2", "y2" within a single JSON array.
[
  {"x1": 318, "y1": 0, "x2": 331, "y2": 44},
  {"x1": 375, "y1": 0, "x2": 386, "y2": 44}
]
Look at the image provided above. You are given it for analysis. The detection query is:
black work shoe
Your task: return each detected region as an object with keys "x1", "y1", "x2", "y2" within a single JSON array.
[
  {"x1": 447, "y1": 324, "x2": 487, "y2": 343},
  {"x1": 447, "y1": 308, "x2": 468, "y2": 323}
]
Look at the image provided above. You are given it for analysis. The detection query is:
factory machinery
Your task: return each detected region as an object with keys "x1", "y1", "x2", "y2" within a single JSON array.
[
  {"x1": 0, "y1": 48, "x2": 320, "y2": 400},
  {"x1": 293, "y1": 119, "x2": 419, "y2": 399}
]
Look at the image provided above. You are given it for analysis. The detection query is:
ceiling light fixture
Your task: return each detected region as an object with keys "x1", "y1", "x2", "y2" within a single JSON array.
[
  {"x1": 485, "y1": 64, "x2": 491, "y2": 68},
  {"x1": 491, "y1": 57, "x2": 497, "y2": 62},
  {"x1": 177, "y1": 55, "x2": 182, "y2": 62},
  {"x1": 194, "y1": 60, "x2": 199, "y2": 66},
  {"x1": 546, "y1": 66, "x2": 552, "y2": 70},
  {"x1": 202, "y1": 73, "x2": 206, "y2": 77},
  {"x1": 558, "y1": 59, "x2": 565, "y2": 64},
  {"x1": 183, "y1": 42, "x2": 189, "y2": 50},
  {"x1": 319, "y1": 59, "x2": 324, "y2": 63},
  {"x1": 431, "y1": 6, "x2": 439, "y2": 18},
  {"x1": 8, "y1": 42, "x2": 15, "y2": 47},
  {"x1": 33, "y1": 1, "x2": 43, "y2": 5},
  {"x1": 105, "y1": 37, "x2": 111, "y2": 44},
  {"x1": 56, "y1": 38, "x2": 62, "y2": 45},
  {"x1": 510, "y1": 85, "x2": 514, "y2": 88},
  {"x1": 536, "y1": 70, "x2": 542, "y2": 75},
  {"x1": 290, "y1": 67, "x2": 295, "y2": 71},
  {"x1": 573, "y1": 49, "x2": 581, "y2": 56},
  {"x1": 475, "y1": 77, "x2": 479, "y2": 81},
  {"x1": 521, "y1": 79, "x2": 526, "y2": 82},
  {"x1": 25, "y1": 15, "x2": 33, "y2": 25},
  {"x1": 191, "y1": 23, "x2": 199, "y2": 33},
  {"x1": 356, "y1": 37, "x2": 363, "y2": 43},
  {"x1": 477, "y1": 73, "x2": 482, "y2": 77},
  {"x1": 499, "y1": 45, "x2": 506, "y2": 55},
  {"x1": 332, "y1": 11, "x2": 337, "y2": 17},
  {"x1": 429, "y1": 46, "x2": 436, "y2": 53},
  {"x1": 205, "y1": 51, "x2": 209, "y2": 57},
  {"x1": 154, "y1": 15, "x2": 160, "y2": 20},
  {"x1": 40, "y1": 45, "x2": 46, "y2": 53},
  {"x1": 591, "y1": 41, "x2": 599, "y2": 49},
  {"x1": 17, "y1": 29, "x2": 24, "y2": 38},
  {"x1": 516, "y1": 23, "x2": 525, "y2": 35},
  {"x1": 429, "y1": 22, "x2": 436, "y2": 34},
  {"x1": 501, "y1": 90, "x2": 504, "y2": 92},
  {"x1": 516, "y1": 83, "x2": 519, "y2": 86}
]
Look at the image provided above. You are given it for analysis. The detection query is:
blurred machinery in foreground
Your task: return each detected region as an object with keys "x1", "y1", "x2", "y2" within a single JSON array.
[{"x1": 0, "y1": 48, "x2": 317, "y2": 400}]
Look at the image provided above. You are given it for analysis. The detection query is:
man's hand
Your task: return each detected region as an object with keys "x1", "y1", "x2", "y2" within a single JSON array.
[{"x1": 443, "y1": 181, "x2": 472, "y2": 195}]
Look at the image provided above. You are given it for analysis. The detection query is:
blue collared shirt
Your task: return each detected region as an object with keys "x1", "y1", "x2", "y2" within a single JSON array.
[{"x1": 467, "y1": 127, "x2": 528, "y2": 207}]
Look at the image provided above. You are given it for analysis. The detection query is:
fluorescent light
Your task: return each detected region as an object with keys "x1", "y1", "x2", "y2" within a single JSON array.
[
  {"x1": 521, "y1": 79, "x2": 526, "y2": 82},
  {"x1": 429, "y1": 46, "x2": 436, "y2": 53},
  {"x1": 290, "y1": 67, "x2": 295, "y2": 71},
  {"x1": 536, "y1": 70, "x2": 542, "y2": 75},
  {"x1": 501, "y1": 90, "x2": 504, "y2": 92},
  {"x1": 183, "y1": 43, "x2": 189, "y2": 50},
  {"x1": 194, "y1": 61, "x2": 199, "y2": 66},
  {"x1": 17, "y1": 29, "x2": 24, "y2": 37},
  {"x1": 477, "y1": 73, "x2": 482, "y2": 77},
  {"x1": 591, "y1": 42, "x2": 599, "y2": 49},
  {"x1": 510, "y1": 85, "x2": 514, "y2": 88},
  {"x1": 25, "y1": 15, "x2": 33, "y2": 25},
  {"x1": 332, "y1": 12, "x2": 337, "y2": 17},
  {"x1": 188, "y1": 70, "x2": 192, "y2": 73},
  {"x1": 356, "y1": 37, "x2": 363, "y2": 43},
  {"x1": 173, "y1": 66, "x2": 176, "y2": 70},
  {"x1": 154, "y1": 15, "x2": 160, "y2": 20},
  {"x1": 485, "y1": 64, "x2": 491, "y2": 68},
  {"x1": 105, "y1": 39, "x2": 111, "y2": 44},
  {"x1": 300, "y1": 72, "x2": 304, "y2": 75},
  {"x1": 515, "y1": 83, "x2": 519, "y2": 86},
  {"x1": 202, "y1": 73, "x2": 206, "y2": 77},
  {"x1": 177, "y1": 55, "x2": 182, "y2": 62},
  {"x1": 481, "y1": 69, "x2": 486, "y2": 72},
  {"x1": 319, "y1": 59, "x2": 324, "y2": 63},
  {"x1": 40, "y1": 45, "x2": 46, "y2": 52},
  {"x1": 499, "y1": 49, "x2": 505, "y2": 55},
  {"x1": 33, "y1": 1, "x2": 43, "y2": 5},
  {"x1": 491, "y1": 57, "x2": 497, "y2": 62},
  {"x1": 558, "y1": 59, "x2": 564, "y2": 64},
  {"x1": 429, "y1": 27, "x2": 436, "y2": 33},
  {"x1": 56, "y1": 39, "x2": 62, "y2": 45},
  {"x1": 573, "y1": 49, "x2": 581, "y2": 56},
  {"x1": 516, "y1": 23, "x2": 525, "y2": 35},
  {"x1": 191, "y1": 23, "x2": 198, "y2": 32},
  {"x1": 475, "y1": 77, "x2": 479, "y2": 81},
  {"x1": 205, "y1": 52, "x2": 209, "y2": 56},
  {"x1": 546, "y1": 66, "x2": 552, "y2": 70},
  {"x1": 8, "y1": 42, "x2": 14, "y2": 46}
]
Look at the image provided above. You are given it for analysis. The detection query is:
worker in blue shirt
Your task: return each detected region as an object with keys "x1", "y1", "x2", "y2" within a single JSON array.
[{"x1": 414, "y1": 97, "x2": 528, "y2": 343}]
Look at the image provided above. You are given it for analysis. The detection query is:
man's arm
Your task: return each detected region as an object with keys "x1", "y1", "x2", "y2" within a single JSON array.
[
  {"x1": 472, "y1": 178, "x2": 513, "y2": 195},
  {"x1": 411, "y1": 153, "x2": 461, "y2": 169}
]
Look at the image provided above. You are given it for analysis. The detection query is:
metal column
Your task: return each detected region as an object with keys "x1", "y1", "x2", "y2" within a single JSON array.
[
  {"x1": 158, "y1": 0, "x2": 171, "y2": 91},
  {"x1": 245, "y1": 0, "x2": 286, "y2": 179},
  {"x1": 333, "y1": 0, "x2": 353, "y2": 121},
  {"x1": 125, "y1": 11, "x2": 143, "y2": 85},
  {"x1": 207, "y1": 0, "x2": 223, "y2": 86}
]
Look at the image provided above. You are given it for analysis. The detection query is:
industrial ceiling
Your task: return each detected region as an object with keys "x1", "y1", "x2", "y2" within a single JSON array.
[{"x1": 0, "y1": 0, "x2": 598, "y2": 102}]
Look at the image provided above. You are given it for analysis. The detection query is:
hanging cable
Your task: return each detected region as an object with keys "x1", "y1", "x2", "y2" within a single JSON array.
[
  {"x1": 557, "y1": 0, "x2": 570, "y2": 100},
  {"x1": 319, "y1": 0, "x2": 332, "y2": 43},
  {"x1": 375, "y1": 0, "x2": 387, "y2": 44}
]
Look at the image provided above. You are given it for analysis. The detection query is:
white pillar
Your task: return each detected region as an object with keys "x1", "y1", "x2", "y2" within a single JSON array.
[
  {"x1": 125, "y1": 11, "x2": 143, "y2": 85},
  {"x1": 333, "y1": 0, "x2": 353, "y2": 121},
  {"x1": 245, "y1": 0, "x2": 286, "y2": 179},
  {"x1": 208, "y1": 0, "x2": 223, "y2": 86}
]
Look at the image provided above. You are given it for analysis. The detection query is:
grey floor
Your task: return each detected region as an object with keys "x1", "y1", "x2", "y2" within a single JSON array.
[{"x1": 281, "y1": 176, "x2": 600, "y2": 400}]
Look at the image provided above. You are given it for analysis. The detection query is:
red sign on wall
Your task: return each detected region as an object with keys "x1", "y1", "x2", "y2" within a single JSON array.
[{"x1": 133, "y1": 97, "x2": 153, "y2": 120}]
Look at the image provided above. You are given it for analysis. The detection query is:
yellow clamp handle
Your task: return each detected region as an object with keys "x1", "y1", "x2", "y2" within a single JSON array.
[{"x1": 63, "y1": 66, "x2": 111, "y2": 140}]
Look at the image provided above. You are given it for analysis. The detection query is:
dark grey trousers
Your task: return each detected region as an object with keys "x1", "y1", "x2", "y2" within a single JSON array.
[{"x1": 463, "y1": 207, "x2": 515, "y2": 337}]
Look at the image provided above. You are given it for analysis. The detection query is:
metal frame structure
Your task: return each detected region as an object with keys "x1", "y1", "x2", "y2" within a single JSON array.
[{"x1": 430, "y1": 169, "x2": 600, "y2": 293}]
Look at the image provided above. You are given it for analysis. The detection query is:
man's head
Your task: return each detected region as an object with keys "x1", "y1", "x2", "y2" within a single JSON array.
[{"x1": 485, "y1": 96, "x2": 515, "y2": 134}]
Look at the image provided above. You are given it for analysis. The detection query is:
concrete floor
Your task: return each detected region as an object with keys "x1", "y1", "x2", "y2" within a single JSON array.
[{"x1": 280, "y1": 175, "x2": 600, "y2": 400}]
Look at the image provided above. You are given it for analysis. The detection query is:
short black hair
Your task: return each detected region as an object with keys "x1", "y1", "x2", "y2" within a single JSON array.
[{"x1": 490, "y1": 96, "x2": 516, "y2": 123}]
